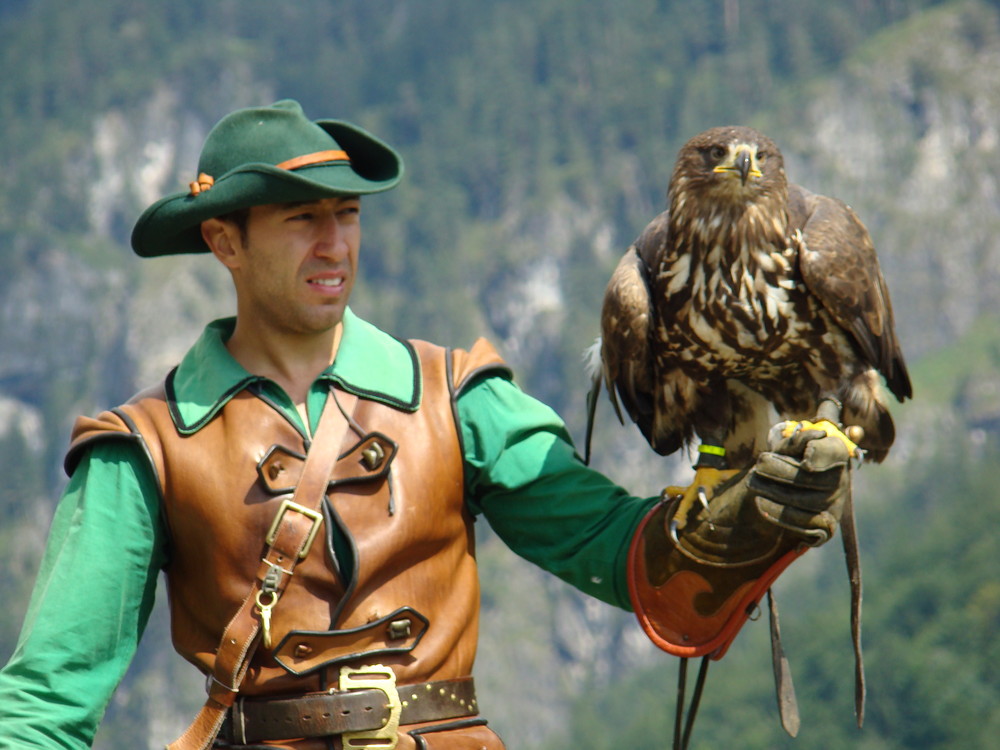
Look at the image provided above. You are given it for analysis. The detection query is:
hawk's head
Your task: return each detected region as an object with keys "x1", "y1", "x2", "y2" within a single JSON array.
[{"x1": 668, "y1": 126, "x2": 787, "y2": 211}]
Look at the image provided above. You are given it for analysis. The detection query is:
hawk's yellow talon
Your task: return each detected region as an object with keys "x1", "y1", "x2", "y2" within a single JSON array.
[
  {"x1": 780, "y1": 418, "x2": 861, "y2": 457},
  {"x1": 663, "y1": 466, "x2": 740, "y2": 534}
]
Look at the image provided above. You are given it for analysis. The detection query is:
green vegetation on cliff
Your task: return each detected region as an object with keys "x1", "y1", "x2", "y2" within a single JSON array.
[{"x1": 2, "y1": 2, "x2": 997, "y2": 748}]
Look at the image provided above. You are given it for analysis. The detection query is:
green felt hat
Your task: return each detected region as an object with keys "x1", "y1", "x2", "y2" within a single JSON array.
[{"x1": 131, "y1": 99, "x2": 403, "y2": 257}]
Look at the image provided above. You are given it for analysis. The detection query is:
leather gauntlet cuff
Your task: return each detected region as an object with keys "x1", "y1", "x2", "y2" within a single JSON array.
[{"x1": 627, "y1": 494, "x2": 808, "y2": 660}]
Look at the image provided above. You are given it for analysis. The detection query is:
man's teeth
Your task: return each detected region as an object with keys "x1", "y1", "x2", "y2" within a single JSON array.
[{"x1": 313, "y1": 278, "x2": 343, "y2": 287}]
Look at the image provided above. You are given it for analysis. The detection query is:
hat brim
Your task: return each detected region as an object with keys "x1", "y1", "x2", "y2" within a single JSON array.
[{"x1": 131, "y1": 120, "x2": 402, "y2": 257}]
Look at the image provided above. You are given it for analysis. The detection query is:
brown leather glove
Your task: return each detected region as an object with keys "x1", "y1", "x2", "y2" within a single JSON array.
[
  {"x1": 749, "y1": 424, "x2": 852, "y2": 545},
  {"x1": 628, "y1": 426, "x2": 852, "y2": 659}
]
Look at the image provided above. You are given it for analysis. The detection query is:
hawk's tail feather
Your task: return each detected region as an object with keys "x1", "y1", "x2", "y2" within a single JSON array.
[
  {"x1": 583, "y1": 371, "x2": 606, "y2": 466},
  {"x1": 583, "y1": 340, "x2": 603, "y2": 466},
  {"x1": 885, "y1": 352, "x2": 913, "y2": 402}
]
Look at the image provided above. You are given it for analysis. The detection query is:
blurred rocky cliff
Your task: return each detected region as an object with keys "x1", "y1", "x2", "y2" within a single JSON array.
[{"x1": 1, "y1": 1, "x2": 998, "y2": 747}]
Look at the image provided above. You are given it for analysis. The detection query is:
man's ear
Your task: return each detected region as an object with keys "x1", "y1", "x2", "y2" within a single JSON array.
[{"x1": 201, "y1": 218, "x2": 242, "y2": 269}]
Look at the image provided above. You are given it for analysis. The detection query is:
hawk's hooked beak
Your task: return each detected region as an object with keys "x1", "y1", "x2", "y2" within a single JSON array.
[
  {"x1": 735, "y1": 148, "x2": 753, "y2": 185},
  {"x1": 713, "y1": 145, "x2": 762, "y2": 185}
]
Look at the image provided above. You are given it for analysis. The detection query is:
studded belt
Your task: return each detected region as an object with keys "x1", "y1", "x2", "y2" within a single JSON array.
[{"x1": 219, "y1": 673, "x2": 479, "y2": 746}]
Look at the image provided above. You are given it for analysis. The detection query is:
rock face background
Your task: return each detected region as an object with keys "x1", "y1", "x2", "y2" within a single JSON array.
[{"x1": 1, "y1": 1, "x2": 998, "y2": 748}]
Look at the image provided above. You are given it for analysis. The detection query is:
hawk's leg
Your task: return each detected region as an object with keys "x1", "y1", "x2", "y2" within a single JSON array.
[{"x1": 663, "y1": 442, "x2": 739, "y2": 538}]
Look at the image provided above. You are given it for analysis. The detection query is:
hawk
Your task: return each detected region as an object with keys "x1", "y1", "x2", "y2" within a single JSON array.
[{"x1": 594, "y1": 126, "x2": 911, "y2": 530}]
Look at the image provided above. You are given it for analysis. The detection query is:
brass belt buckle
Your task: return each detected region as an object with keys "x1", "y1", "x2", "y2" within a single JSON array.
[{"x1": 340, "y1": 664, "x2": 401, "y2": 750}]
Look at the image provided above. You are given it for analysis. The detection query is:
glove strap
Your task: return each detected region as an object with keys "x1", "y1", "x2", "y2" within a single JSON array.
[
  {"x1": 768, "y1": 588, "x2": 801, "y2": 737},
  {"x1": 841, "y1": 476, "x2": 866, "y2": 727},
  {"x1": 671, "y1": 655, "x2": 710, "y2": 750}
]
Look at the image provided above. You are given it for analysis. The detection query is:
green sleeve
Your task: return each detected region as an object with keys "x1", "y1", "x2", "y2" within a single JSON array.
[
  {"x1": 457, "y1": 373, "x2": 657, "y2": 610},
  {"x1": 0, "y1": 441, "x2": 167, "y2": 749}
]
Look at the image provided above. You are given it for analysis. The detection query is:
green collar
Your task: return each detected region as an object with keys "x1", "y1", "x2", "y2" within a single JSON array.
[{"x1": 165, "y1": 308, "x2": 421, "y2": 434}]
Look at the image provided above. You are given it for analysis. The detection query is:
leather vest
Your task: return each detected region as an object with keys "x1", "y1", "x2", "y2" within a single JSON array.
[{"x1": 68, "y1": 338, "x2": 508, "y2": 704}]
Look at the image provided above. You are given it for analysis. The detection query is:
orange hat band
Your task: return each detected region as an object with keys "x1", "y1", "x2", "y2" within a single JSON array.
[{"x1": 275, "y1": 149, "x2": 350, "y2": 171}]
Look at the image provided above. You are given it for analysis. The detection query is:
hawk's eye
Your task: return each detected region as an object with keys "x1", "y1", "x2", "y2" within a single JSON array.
[
  {"x1": 757, "y1": 150, "x2": 768, "y2": 161},
  {"x1": 709, "y1": 146, "x2": 726, "y2": 160}
]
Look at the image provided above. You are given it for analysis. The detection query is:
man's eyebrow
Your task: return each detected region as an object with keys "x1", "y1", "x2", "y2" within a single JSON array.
[{"x1": 276, "y1": 196, "x2": 361, "y2": 210}]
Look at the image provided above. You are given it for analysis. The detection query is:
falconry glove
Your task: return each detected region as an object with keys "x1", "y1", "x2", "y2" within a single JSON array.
[
  {"x1": 627, "y1": 424, "x2": 852, "y2": 660},
  {"x1": 627, "y1": 420, "x2": 863, "y2": 748}
]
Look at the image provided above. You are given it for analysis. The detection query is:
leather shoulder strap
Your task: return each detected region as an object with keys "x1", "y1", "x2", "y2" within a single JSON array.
[{"x1": 168, "y1": 388, "x2": 358, "y2": 750}]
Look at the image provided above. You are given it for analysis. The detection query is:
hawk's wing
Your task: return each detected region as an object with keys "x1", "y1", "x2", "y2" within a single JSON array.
[
  {"x1": 789, "y1": 185, "x2": 912, "y2": 401},
  {"x1": 598, "y1": 211, "x2": 668, "y2": 440}
]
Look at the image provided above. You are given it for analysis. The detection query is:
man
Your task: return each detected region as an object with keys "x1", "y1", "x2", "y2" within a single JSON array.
[{"x1": 0, "y1": 100, "x2": 851, "y2": 749}]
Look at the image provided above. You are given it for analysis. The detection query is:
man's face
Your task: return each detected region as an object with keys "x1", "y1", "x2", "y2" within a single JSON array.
[{"x1": 223, "y1": 195, "x2": 362, "y2": 338}]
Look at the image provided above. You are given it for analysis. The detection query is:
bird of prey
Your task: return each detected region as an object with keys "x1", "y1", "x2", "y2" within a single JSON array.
[{"x1": 593, "y1": 125, "x2": 911, "y2": 530}]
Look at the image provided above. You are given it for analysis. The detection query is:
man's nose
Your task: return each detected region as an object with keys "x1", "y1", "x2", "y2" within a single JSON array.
[{"x1": 314, "y1": 216, "x2": 349, "y2": 259}]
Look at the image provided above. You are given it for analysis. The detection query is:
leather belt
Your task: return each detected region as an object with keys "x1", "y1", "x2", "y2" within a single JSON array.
[{"x1": 219, "y1": 676, "x2": 478, "y2": 744}]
